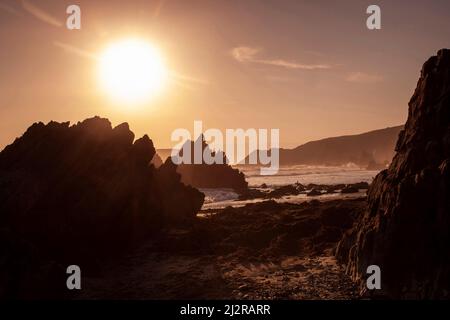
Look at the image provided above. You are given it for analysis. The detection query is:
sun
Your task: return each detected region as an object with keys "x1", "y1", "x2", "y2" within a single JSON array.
[{"x1": 98, "y1": 39, "x2": 168, "y2": 105}]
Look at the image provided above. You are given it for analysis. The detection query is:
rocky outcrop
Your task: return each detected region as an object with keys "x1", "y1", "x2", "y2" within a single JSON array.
[
  {"x1": 151, "y1": 153, "x2": 163, "y2": 168},
  {"x1": 174, "y1": 136, "x2": 248, "y2": 193},
  {"x1": 0, "y1": 117, "x2": 204, "y2": 298},
  {"x1": 336, "y1": 49, "x2": 450, "y2": 298}
]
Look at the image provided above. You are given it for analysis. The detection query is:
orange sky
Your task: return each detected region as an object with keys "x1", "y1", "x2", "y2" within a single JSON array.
[{"x1": 1, "y1": 0, "x2": 450, "y2": 150}]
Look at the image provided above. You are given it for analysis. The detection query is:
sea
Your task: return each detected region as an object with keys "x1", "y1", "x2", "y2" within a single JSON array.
[{"x1": 200, "y1": 165, "x2": 381, "y2": 210}]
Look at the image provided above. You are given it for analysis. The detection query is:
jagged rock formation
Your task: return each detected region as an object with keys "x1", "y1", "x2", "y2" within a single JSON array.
[
  {"x1": 173, "y1": 136, "x2": 248, "y2": 193},
  {"x1": 0, "y1": 117, "x2": 204, "y2": 298},
  {"x1": 336, "y1": 49, "x2": 450, "y2": 298},
  {"x1": 151, "y1": 153, "x2": 163, "y2": 168}
]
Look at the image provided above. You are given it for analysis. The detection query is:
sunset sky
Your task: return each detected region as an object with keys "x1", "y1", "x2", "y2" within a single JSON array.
[{"x1": 1, "y1": 0, "x2": 450, "y2": 150}]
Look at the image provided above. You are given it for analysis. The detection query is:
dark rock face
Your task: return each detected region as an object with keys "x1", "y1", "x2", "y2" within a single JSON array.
[
  {"x1": 151, "y1": 153, "x2": 163, "y2": 168},
  {"x1": 340, "y1": 186, "x2": 359, "y2": 194},
  {"x1": 238, "y1": 188, "x2": 266, "y2": 201},
  {"x1": 0, "y1": 116, "x2": 204, "y2": 298},
  {"x1": 174, "y1": 136, "x2": 248, "y2": 193},
  {"x1": 336, "y1": 49, "x2": 450, "y2": 298}
]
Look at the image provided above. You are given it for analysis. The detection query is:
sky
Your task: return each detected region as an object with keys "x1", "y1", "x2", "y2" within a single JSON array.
[{"x1": 1, "y1": 0, "x2": 450, "y2": 150}]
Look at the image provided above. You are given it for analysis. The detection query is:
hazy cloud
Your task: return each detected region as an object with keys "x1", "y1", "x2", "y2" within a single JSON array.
[
  {"x1": 231, "y1": 46, "x2": 331, "y2": 70},
  {"x1": 152, "y1": 0, "x2": 167, "y2": 19},
  {"x1": 21, "y1": 0, "x2": 63, "y2": 27},
  {"x1": 231, "y1": 46, "x2": 261, "y2": 62},
  {"x1": 265, "y1": 75, "x2": 293, "y2": 83},
  {"x1": 0, "y1": 2, "x2": 21, "y2": 16},
  {"x1": 169, "y1": 71, "x2": 209, "y2": 91},
  {"x1": 53, "y1": 41, "x2": 98, "y2": 60},
  {"x1": 170, "y1": 72, "x2": 209, "y2": 86},
  {"x1": 346, "y1": 72, "x2": 384, "y2": 83}
]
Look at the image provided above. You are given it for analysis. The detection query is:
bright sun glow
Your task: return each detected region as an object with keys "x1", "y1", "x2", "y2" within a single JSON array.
[{"x1": 99, "y1": 39, "x2": 168, "y2": 104}]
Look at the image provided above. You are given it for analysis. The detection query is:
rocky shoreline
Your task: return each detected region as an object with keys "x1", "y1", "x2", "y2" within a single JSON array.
[
  {"x1": 78, "y1": 198, "x2": 365, "y2": 299},
  {"x1": 238, "y1": 182, "x2": 369, "y2": 201}
]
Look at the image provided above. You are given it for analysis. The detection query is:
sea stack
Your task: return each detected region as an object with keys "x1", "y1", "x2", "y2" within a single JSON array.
[
  {"x1": 174, "y1": 136, "x2": 248, "y2": 193},
  {"x1": 336, "y1": 49, "x2": 450, "y2": 298}
]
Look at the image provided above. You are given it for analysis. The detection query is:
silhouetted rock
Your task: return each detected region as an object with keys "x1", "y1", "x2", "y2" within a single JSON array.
[
  {"x1": 151, "y1": 153, "x2": 163, "y2": 168},
  {"x1": 155, "y1": 158, "x2": 204, "y2": 224},
  {"x1": 295, "y1": 182, "x2": 306, "y2": 191},
  {"x1": 266, "y1": 184, "x2": 301, "y2": 198},
  {"x1": 351, "y1": 182, "x2": 370, "y2": 190},
  {"x1": 173, "y1": 136, "x2": 248, "y2": 193},
  {"x1": 307, "y1": 189, "x2": 322, "y2": 197},
  {"x1": 0, "y1": 116, "x2": 204, "y2": 298},
  {"x1": 238, "y1": 188, "x2": 266, "y2": 200},
  {"x1": 340, "y1": 186, "x2": 359, "y2": 194},
  {"x1": 336, "y1": 49, "x2": 450, "y2": 298}
]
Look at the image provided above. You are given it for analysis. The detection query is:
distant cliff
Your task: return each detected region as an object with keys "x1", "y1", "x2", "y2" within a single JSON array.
[{"x1": 243, "y1": 126, "x2": 402, "y2": 168}]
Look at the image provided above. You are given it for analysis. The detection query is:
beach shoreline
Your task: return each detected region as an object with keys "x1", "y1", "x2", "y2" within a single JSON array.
[{"x1": 78, "y1": 197, "x2": 365, "y2": 299}]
